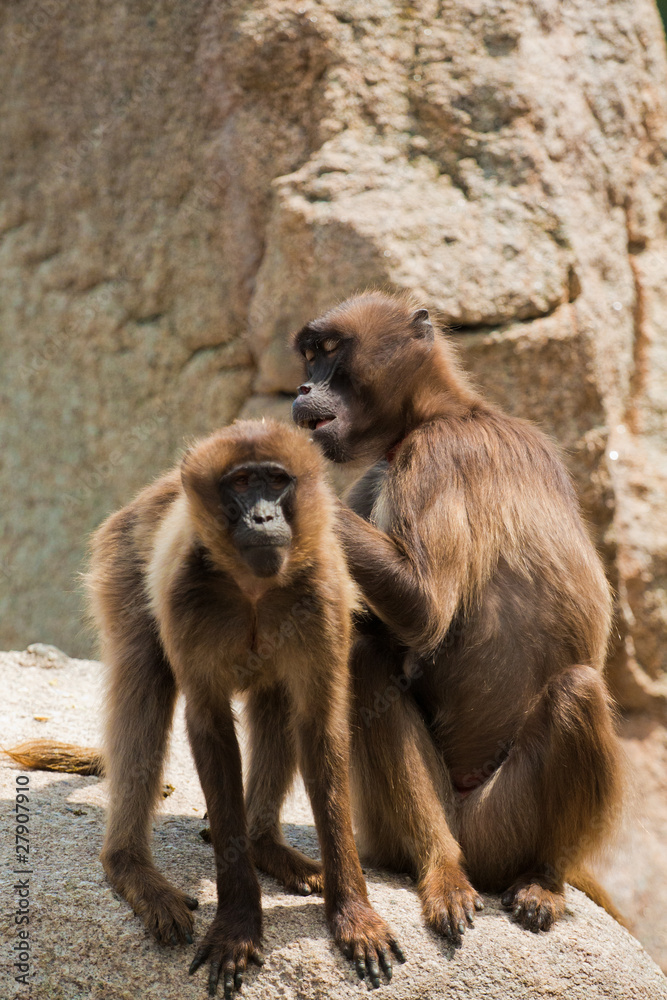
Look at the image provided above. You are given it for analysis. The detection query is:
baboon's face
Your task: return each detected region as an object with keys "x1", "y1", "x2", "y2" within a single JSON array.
[
  {"x1": 292, "y1": 296, "x2": 434, "y2": 463},
  {"x1": 219, "y1": 462, "x2": 295, "y2": 578}
]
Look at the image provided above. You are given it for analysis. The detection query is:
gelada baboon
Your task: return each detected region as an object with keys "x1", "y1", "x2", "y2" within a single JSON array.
[
  {"x1": 291, "y1": 292, "x2": 624, "y2": 941},
  {"x1": 7, "y1": 419, "x2": 404, "y2": 995}
]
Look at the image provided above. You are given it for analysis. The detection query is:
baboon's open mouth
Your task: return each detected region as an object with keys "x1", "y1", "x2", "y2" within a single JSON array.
[
  {"x1": 296, "y1": 415, "x2": 336, "y2": 431},
  {"x1": 313, "y1": 416, "x2": 335, "y2": 430}
]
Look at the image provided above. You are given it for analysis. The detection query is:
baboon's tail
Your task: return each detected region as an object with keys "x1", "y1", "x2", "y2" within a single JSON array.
[
  {"x1": 569, "y1": 868, "x2": 629, "y2": 929},
  {"x1": 3, "y1": 740, "x2": 104, "y2": 777}
]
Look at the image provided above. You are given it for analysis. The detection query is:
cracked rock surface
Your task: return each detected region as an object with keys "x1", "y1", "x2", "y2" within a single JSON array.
[
  {"x1": 1, "y1": 648, "x2": 666, "y2": 999},
  {"x1": 1, "y1": 3, "x2": 666, "y2": 713}
]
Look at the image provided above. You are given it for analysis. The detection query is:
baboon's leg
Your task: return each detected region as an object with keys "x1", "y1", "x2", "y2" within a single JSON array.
[
  {"x1": 291, "y1": 659, "x2": 406, "y2": 986},
  {"x1": 244, "y1": 683, "x2": 323, "y2": 895},
  {"x1": 349, "y1": 634, "x2": 483, "y2": 945},
  {"x1": 100, "y1": 631, "x2": 197, "y2": 944},
  {"x1": 186, "y1": 695, "x2": 264, "y2": 996},
  {"x1": 460, "y1": 665, "x2": 622, "y2": 931}
]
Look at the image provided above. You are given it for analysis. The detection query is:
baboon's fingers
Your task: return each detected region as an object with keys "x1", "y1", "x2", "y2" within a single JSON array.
[
  {"x1": 378, "y1": 946, "x2": 393, "y2": 981},
  {"x1": 390, "y1": 937, "x2": 407, "y2": 963},
  {"x1": 366, "y1": 953, "x2": 381, "y2": 989},
  {"x1": 221, "y1": 962, "x2": 234, "y2": 999},
  {"x1": 189, "y1": 943, "x2": 211, "y2": 976}
]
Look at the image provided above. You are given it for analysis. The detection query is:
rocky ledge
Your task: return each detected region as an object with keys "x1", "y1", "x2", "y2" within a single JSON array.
[{"x1": 1, "y1": 648, "x2": 665, "y2": 1000}]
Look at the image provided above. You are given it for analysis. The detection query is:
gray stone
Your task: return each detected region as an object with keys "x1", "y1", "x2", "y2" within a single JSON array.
[
  {"x1": 1, "y1": 649, "x2": 666, "y2": 999},
  {"x1": 2, "y1": 1, "x2": 666, "y2": 716}
]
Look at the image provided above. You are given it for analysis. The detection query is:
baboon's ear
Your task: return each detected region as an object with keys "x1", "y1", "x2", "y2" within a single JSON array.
[{"x1": 410, "y1": 308, "x2": 434, "y2": 341}]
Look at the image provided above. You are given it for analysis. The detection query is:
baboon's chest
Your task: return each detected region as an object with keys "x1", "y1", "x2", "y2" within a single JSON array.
[{"x1": 214, "y1": 588, "x2": 314, "y2": 691}]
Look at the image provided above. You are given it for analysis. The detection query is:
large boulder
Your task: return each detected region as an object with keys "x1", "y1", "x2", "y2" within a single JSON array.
[
  {"x1": 1, "y1": 648, "x2": 666, "y2": 999},
  {"x1": 1, "y1": 1, "x2": 667, "y2": 719}
]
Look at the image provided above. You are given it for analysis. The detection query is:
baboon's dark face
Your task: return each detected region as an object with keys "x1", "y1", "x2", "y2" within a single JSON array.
[
  {"x1": 292, "y1": 296, "x2": 434, "y2": 464},
  {"x1": 219, "y1": 462, "x2": 295, "y2": 578},
  {"x1": 291, "y1": 331, "x2": 358, "y2": 462}
]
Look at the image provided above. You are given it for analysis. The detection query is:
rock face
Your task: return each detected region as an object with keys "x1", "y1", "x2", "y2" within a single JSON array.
[
  {"x1": 593, "y1": 711, "x2": 667, "y2": 974},
  {"x1": 1, "y1": 2, "x2": 667, "y2": 717},
  {"x1": 1, "y1": 649, "x2": 666, "y2": 999}
]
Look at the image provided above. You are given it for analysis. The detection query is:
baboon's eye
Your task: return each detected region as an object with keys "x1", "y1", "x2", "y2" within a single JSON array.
[
  {"x1": 304, "y1": 348, "x2": 315, "y2": 362},
  {"x1": 268, "y1": 472, "x2": 291, "y2": 491},
  {"x1": 231, "y1": 473, "x2": 250, "y2": 493},
  {"x1": 321, "y1": 338, "x2": 339, "y2": 354}
]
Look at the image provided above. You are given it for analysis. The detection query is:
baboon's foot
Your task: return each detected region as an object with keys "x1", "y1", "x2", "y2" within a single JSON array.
[
  {"x1": 502, "y1": 875, "x2": 565, "y2": 932},
  {"x1": 251, "y1": 834, "x2": 323, "y2": 895},
  {"x1": 102, "y1": 848, "x2": 198, "y2": 944},
  {"x1": 419, "y1": 861, "x2": 484, "y2": 946}
]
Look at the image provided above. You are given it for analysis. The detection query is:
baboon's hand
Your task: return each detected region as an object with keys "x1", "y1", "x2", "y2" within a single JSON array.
[
  {"x1": 330, "y1": 897, "x2": 406, "y2": 988},
  {"x1": 189, "y1": 912, "x2": 264, "y2": 998}
]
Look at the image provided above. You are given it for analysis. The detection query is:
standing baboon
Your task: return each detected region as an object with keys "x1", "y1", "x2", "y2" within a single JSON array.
[{"x1": 7, "y1": 419, "x2": 404, "y2": 995}]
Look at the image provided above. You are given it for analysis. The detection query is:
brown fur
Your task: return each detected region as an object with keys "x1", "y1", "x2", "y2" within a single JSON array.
[
  {"x1": 7, "y1": 419, "x2": 403, "y2": 993},
  {"x1": 293, "y1": 292, "x2": 625, "y2": 939},
  {"x1": 569, "y1": 869, "x2": 630, "y2": 929}
]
